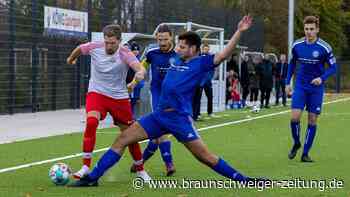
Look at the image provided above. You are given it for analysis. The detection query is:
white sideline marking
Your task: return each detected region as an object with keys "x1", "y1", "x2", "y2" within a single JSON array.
[{"x1": 0, "y1": 97, "x2": 349, "y2": 174}]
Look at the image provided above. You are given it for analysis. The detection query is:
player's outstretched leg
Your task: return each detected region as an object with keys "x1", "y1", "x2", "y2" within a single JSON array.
[
  {"x1": 301, "y1": 113, "x2": 318, "y2": 162},
  {"x1": 183, "y1": 138, "x2": 262, "y2": 182},
  {"x1": 288, "y1": 110, "x2": 302, "y2": 160},
  {"x1": 158, "y1": 136, "x2": 176, "y2": 176},
  {"x1": 74, "y1": 112, "x2": 100, "y2": 179},
  {"x1": 69, "y1": 122, "x2": 150, "y2": 187}
]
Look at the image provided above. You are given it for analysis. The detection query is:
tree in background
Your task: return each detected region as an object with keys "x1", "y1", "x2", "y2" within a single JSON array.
[
  {"x1": 295, "y1": 0, "x2": 350, "y2": 54},
  {"x1": 204, "y1": 0, "x2": 349, "y2": 55}
]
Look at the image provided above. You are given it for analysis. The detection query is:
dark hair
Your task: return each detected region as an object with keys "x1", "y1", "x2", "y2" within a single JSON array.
[
  {"x1": 178, "y1": 31, "x2": 201, "y2": 52},
  {"x1": 303, "y1": 16, "x2": 319, "y2": 28},
  {"x1": 157, "y1": 24, "x2": 172, "y2": 36},
  {"x1": 103, "y1": 24, "x2": 122, "y2": 39}
]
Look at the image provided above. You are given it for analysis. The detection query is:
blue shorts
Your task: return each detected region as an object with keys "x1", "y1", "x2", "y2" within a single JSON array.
[
  {"x1": 291, "y1": 88, "x2": 324, "y2": 114},
  {"x1": 138, "y1": 110, "x2": 200, "y2": 142}
]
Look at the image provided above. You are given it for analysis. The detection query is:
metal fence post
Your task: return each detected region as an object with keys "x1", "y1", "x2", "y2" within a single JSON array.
[
  {"x1": 31, "y1": 0, "x2": 39, "y2": 112},
  {"x1": 51, "y1": 0, "x2": 57, "y2": 111},
  {"x1": 8, "y1": 0, "x2": 15, "y2": 114}
]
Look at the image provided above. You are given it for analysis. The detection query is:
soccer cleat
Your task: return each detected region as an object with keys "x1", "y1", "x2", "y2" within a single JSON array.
[
  {"x1": 288, "y1": 143, "x2": 301, "y2": 160},
  {"x1": 166, "y1": 163, "x2": 176, "y2": 176},
  {"x1": 136, "y1": 170, "x2": 152, "y2": 183},
  {"x1": 67, "y1": 175, "x2": 98, "y2": 187},
  {"x1": 73, "y1": 165, "x2": 90, "y2": 179},
  {"x1": 130, "y1": 163, "x2": 137, "y2": 173},
  {"x1": 301, "y1": 155, "x2": 314, "y2": 162}
]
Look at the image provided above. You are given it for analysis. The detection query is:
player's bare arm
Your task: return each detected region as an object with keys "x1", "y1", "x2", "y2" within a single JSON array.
[
  {"x1": 127, "y1": 62, "x2": 146, "y2": 92},
  {"x1": 66, "y1": 46, "x2": 82, "y2": 65}
]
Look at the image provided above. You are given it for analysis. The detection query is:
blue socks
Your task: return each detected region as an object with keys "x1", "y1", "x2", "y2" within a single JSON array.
[
  {"x1": 142, "y1": 141, "x2": 159, "y2": 162},
  {"x1": 303, "y1": 124, "x2": 317, "y2": 156},
  {"x1": 212, "y1": 158, "x2": 248, "y2": 182},
  {"x1": 291, "y1": 121, "x2": 301, "y2": 145},
  {"x1": 143, "y1": 140, "x2": 173, "y2": 166},
  {"x1": 89, "y1": 149, "x2": 121, "y2": 181},
  {"x1": 159, "y1": 141, "x2": 173, "y2": 165}
]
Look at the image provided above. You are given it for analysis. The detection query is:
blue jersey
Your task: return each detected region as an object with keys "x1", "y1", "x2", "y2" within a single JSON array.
[
  {"x1": 157, "y1": 54, "x2": 217, "y2": 115},
  {"x1": 286, "y1": 37, "x2": 337, "y2": 90},
  {"x1": 145, "y1": 47, "x2": 178, "y2": 90}
]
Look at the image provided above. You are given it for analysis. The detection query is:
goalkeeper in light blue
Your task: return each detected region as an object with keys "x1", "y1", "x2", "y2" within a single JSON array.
[{"x1": 286, "y1": 16, "x2": 338, "y2": 162}]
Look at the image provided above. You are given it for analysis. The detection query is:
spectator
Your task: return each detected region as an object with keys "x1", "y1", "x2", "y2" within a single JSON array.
[
  {"x1": 231, "y1": 72, "x2": 241, "y2": 109},
  {"x1": 257, "y1": 54, "x2": 273, "y2": 108},
  {"x1": 192, "y1": 44, "x2": 214, "y2": 120},
  {"x1": 274, "y1": 54, "x2": 288, "y2": 106},
  {"x1": 226, "y1": 70, "x2": 234, "y2": 108},
  {"x1": 248, "y1": 56, "x2": 260, "y2": 108},
  {"x1": 240, "y1": 55, "x2": 250, "y2": 108}
]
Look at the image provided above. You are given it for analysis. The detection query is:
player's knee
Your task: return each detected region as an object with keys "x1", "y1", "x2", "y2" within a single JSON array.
[
  {"x1": 308, "y1": 114, "x2": 318, "y2": 125},
  {"x1": 291, "y1": 110, "x2": 302, "y2": 121},
  {"x1": 153, "y1": 138, "x2": 161, "y2": 144},
  {"x1": 84, "y1": 117, "x2": 99, "y2": 137},
  {"x1": 291, "y1": 114, "x2": 301, "y2": 122}
]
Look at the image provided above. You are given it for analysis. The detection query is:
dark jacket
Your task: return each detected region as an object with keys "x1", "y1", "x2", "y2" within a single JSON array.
[
  {"x1": 274, "y1": 62, "x2": 288, "y2": 81},
  {"x1": 248, "y1": 63, "x2": 259, "y2": 89},
  {"x1": 240, "y1": 60, "x2": 250, "y2": 86},
  {"x1": 257, "y1": 59, "x2": 273, "y2": 89}
]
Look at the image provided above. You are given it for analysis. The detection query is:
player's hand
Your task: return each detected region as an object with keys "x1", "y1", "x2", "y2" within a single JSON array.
[
  {"x1": 127, "y1": 81, "x2": 137, "y2": 93},
  {"x1": 134, "y1": 71, "x2": 145, "y2": 81},
  {"x1": 311, "y1": 77, "x2": 322, "y2": 86},
  {"x1": 237, "y1": 15, "x2": 253, "y2": 32},
  {"x1": 66, "y1": 57, "x2": 77, "y2": 65},
  {"x1": 285, "y1": 85, "x2": 293, "y2": 97}
]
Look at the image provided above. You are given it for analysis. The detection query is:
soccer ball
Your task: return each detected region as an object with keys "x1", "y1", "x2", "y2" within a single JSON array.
[
  {"x1": 252, "y1": 105, "x2": 260, "y2": 113},
  {"x1": 48, "y1": 163, "x2": 71, "y2": 185}
]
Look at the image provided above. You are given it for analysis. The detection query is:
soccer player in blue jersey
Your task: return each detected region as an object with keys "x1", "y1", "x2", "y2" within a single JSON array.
[
  {"x1": 69, "y1": 15, "x2": 257, "y2": 187},
  {"x1": 286, "y1": 16, "x2": 338, "y2": 162},
  {"x1": 129, "y1": 25, "x2": 177, "y2": 176}
]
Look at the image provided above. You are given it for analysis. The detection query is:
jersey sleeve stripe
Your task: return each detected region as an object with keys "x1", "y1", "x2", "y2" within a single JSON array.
[{"x1": 317, "y1": 40, "x2": 332, "y2": 53}]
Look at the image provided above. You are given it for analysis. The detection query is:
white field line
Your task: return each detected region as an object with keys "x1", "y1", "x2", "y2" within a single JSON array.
[{"x1": 0, "y1": 97, "x2": 349, "y2": 174}]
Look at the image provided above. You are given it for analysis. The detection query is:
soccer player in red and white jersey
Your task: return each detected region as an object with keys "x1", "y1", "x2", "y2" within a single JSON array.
[{"x1": 66, "y1": 25, "x2": 151, "y2": 181}]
